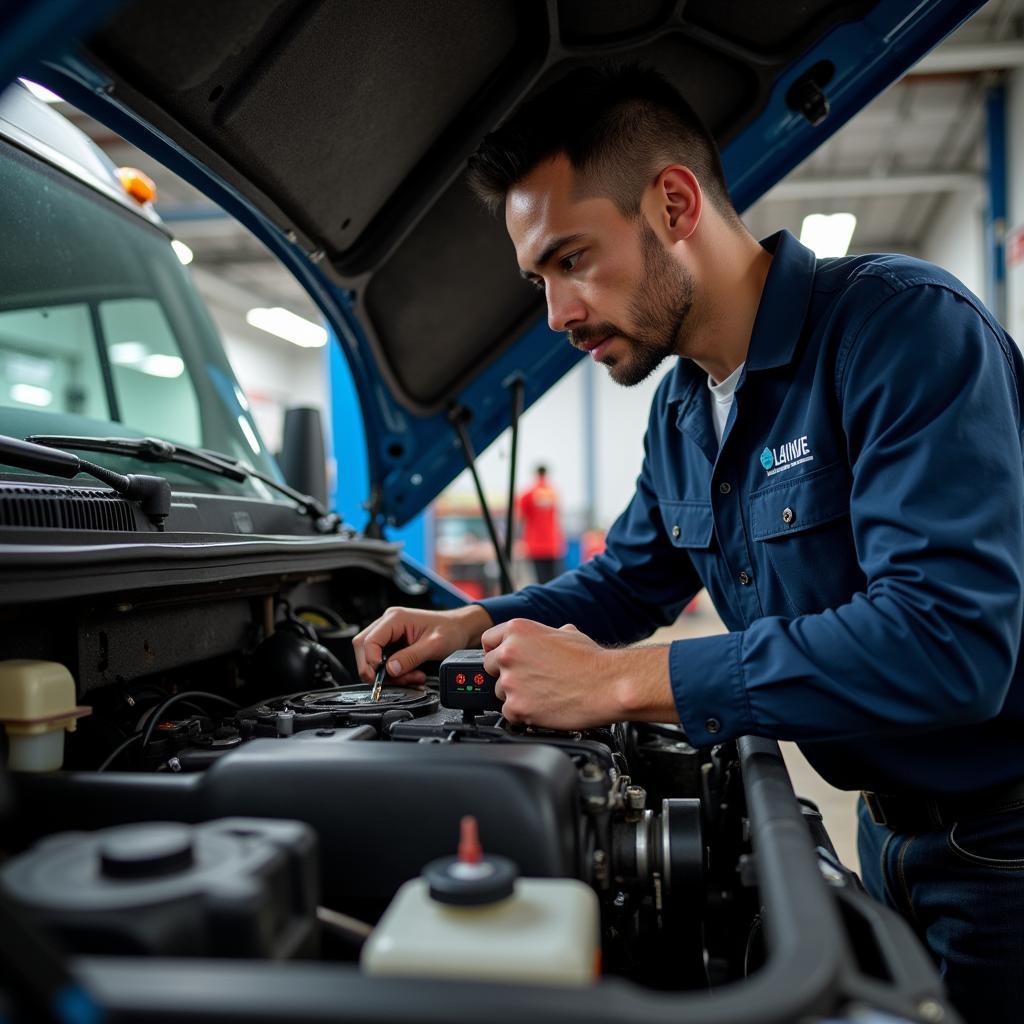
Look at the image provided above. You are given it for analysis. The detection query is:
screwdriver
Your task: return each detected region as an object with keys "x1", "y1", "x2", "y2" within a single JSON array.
[{"x1": 370, "y1": 657, "x2": 387, "y2": 702}]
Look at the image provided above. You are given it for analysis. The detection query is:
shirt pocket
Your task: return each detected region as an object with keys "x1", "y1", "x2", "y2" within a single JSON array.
[
  {"x1": 750, "y1": 462, "x2": 860, "y2": 615},
  {"x1": 657, "y1": 498, "x2": 718, "y2": 600},
  {"x1": 658, "y1": 499, "x2": 714, "y2": 550}
]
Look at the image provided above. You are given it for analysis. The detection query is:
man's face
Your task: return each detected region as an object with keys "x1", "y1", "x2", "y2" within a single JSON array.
[{"x1": 507, "y1": 154, "x2": 694, "y2": 386}]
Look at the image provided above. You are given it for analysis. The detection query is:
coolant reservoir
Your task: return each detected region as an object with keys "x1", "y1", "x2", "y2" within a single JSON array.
[
  {"x1": 0, "y1": 660, "x2": 90, "y2": 771},
  {"x1": 361, "y1": 817, "x2": 600, "y2": 986}
]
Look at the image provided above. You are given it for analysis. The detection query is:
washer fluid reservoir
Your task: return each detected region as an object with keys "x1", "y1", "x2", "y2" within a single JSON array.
[
  {"x1": 361, "y1": 816, "x2": 599, "y2": 986},
  {"x1": 0, "y1": 660, "x2": 90, "y2": 771}
]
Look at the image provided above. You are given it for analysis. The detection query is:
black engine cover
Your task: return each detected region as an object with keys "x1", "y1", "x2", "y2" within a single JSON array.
[{"x1": 13, "y1": 735, "x2": 580, "y2": 918}]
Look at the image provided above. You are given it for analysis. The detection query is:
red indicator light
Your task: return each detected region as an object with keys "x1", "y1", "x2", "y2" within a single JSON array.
[
  {"x1": 455, "y1": 673, "x2": 466, "y2": 685},
  {"x1": 473, "y1": 673, "x2": 485, "y2": 686}
]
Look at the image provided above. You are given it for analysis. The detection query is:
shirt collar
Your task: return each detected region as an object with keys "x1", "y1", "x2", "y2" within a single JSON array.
[
  {"x1": 744, "y1": 228, "x2": 817, "y2": 372},
  {"x1": 663, "y1": 228, "x2": 817, "y2": 404}
]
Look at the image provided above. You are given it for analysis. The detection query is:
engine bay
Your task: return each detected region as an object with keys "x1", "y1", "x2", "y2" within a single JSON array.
[
  {"x1": 0, "y1": 561, "x2": 956, "y2": 1023},
  {"x1": 3, "y1": 572, "x2": 729, "y2": 986}
]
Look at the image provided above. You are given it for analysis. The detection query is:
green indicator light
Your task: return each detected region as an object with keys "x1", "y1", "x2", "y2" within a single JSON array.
[{"x1": 466, "y1": 686, "x2": 474, "y2": 692}]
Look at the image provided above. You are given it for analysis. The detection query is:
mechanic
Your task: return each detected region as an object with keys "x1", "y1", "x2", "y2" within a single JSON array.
[{"x1": 353, "y1": 65, "x2": 1024, "y2": 1022}]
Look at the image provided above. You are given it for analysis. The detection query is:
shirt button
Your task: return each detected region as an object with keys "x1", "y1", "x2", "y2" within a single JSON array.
[
  {"x1": 671, "y1": 525, "x2": 681, "y2": 539},
  {"x1": 738, "y1": 571, "x2": 752, "y2": 586},
  {"x1": 705, "y1": 718, "x2": 721, "y2": 734},
  {"x1": 719, "y1": 481, "x2": 731, "y2": 494},
  {"x1": 782, "y1": 507, "x2": 795, "y2": 525}
]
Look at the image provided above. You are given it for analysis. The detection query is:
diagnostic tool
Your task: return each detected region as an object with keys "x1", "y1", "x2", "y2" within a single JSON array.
[{"x1": 439, "y1": 650, "x2": 502, "y2": 713}]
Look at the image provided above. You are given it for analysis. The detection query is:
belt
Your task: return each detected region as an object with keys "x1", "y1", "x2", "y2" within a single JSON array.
[{"x1": 862, "y1": 777, "x2": 1024, "y2": 833}]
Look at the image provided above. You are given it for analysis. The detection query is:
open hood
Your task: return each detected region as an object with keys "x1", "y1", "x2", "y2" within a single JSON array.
[{"x1": 5, "y1": 0, "x2": 985, "y2": 525}]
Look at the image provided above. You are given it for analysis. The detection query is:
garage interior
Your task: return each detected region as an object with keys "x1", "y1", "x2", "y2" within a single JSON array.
[{"x1": 14, "y1": 0, "x2": 1022, "y2": 871}]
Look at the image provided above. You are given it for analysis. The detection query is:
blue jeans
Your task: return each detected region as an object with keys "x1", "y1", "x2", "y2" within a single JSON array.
[{"x1": 857, "y1": 796, "x2": 1024, "y2": 1024}]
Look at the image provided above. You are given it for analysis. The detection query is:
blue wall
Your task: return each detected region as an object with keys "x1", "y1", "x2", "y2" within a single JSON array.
[{"x1": 326, "y1": 334, "x2": 428, "y2": 563}]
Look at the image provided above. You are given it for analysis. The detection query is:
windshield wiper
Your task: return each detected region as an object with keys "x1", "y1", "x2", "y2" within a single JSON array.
[
  {"x1": 0, "y1": 434, "x2": 171, "y2": 528},
  {"x1": 26, "y1": 435, "x2": 342, "y2": 534}
]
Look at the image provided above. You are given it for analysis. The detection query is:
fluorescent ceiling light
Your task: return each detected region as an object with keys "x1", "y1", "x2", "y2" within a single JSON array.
[
  {"x1": 245, "y1": 307, "x2": 327, "y2": 348},
  {"x1": 109, "y1": 341, "x2": 149, "y2": 365},
  {"x1": 799, "y1": 213, "x2": 857, "y2": 258},
  {"x1": 138, "y1": 354, "x2": 184, "y2": 378},
  {"x1": 18, "y1": 79, "x2": 62, "y2": 104},
  {"x1": 108, "y1": 343, "x2": 184, "y2": 378},
  {"x1": 171, "y1": 240, "x2": 194, "y2": 265},
  {"x1": 6, "y1": 353, "x2": 52, "y2": 386},
  {"x1": 10, "y1": 383, "x2": 53, "y2": 407}
]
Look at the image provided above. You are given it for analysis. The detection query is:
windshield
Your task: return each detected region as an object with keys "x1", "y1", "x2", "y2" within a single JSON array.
[{"x1": 0, "y1": 129, "x2": 283, "y2": 495}]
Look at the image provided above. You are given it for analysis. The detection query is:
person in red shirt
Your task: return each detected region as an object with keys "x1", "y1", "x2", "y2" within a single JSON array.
[{"x1": 517, "y1": 465, "x2": 566, "y2": 584}]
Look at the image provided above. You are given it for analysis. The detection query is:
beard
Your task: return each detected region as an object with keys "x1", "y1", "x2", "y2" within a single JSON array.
[{"x1": 569, "y1": 219, "x2": 694, "y2": 386}]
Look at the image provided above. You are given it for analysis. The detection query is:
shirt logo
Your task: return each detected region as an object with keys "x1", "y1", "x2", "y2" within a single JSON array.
[{"x1": 760, "y1": 435, "x2": 814, "y2": 477}]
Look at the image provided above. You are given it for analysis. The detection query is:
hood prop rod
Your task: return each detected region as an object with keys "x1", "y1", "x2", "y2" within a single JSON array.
[
  {"x1": 504, "y1": 377, "x2": 525, "y2": 572},
  {"x1": 449, "y1": 407, "x2": 514, "y2": 594}
]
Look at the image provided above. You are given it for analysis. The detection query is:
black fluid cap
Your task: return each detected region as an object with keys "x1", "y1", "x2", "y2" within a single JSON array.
[
  {"x1": 423, "y1": 854, "x2": 518, "y2": 906},
  {"x1": 422, "y1": 815, "x2": 518, "y2": 906},
  {"x1": 99, "y1": 824, "x2": 195, "y2": 879}
]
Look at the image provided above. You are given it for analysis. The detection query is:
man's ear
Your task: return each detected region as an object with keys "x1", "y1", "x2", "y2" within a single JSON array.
[{"x1": 651, "y1": 164, "x2": 701, "y2": 240}]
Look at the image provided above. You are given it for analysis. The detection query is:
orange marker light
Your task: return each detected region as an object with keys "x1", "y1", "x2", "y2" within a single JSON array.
[{"x1": 116, "y1": 166, "x2": 157, "y2": 205}]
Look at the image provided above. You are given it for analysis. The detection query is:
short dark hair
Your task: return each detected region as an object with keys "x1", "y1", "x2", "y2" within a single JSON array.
[
  {"x1": 535, "y1": 464, "x2": 547, "y2": 476},
  {"x1": 466, "y1": 64, "x2": 736, "y2": 223}
]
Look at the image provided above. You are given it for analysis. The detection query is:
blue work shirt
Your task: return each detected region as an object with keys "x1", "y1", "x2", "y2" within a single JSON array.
[{"x1": 482, "y1": 230, "x2": 1024, "y2": 796}]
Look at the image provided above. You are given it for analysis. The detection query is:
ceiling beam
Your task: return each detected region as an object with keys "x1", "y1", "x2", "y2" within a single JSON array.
[
  {"x1": 910, "y1": 42, "x2": 1024, "y2": 74},
  {"x1": 763, "y1": 171, "x2": 981, "y2": 201}
]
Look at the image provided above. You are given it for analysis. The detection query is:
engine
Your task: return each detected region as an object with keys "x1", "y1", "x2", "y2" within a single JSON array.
[
  {"x1": 2, "y1": 563, "x2": 955, "y2": 1024},
  {"x1": 1, "y1": 588, "x2": 756, "y2": 991}
]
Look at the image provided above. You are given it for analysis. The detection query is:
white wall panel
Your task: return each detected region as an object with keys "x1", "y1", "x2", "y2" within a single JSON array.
[
  {"x1": 1006, "y1": 67, "x2": 1024, "y2": 346},
  {"x1": 445, "y1": 354, "x2": 673, "y2": 531},
  {"x1": 445, "y1": 359, "x2": 586, "y2": 523},
  {"x1": 918, "y1": 184, "x2": 986, "y2": 301},
  {"x1": 214, "y1": 310, "x2": 328, "y2": 454}
]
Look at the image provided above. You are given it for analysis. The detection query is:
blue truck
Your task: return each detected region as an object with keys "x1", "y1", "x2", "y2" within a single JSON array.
[{"x1": 0, "y1": 3, "x2": 990, "y2": 1022}]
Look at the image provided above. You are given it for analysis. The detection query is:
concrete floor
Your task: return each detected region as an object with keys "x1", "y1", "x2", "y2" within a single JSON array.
[{"x1": 647, "y1": 593, "x2": 861, "y2": 873}]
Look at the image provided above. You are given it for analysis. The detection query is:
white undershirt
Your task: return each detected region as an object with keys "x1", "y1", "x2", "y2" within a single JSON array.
[{"x1": 708, "y1": 362, "x2": 744, "y2": 447}]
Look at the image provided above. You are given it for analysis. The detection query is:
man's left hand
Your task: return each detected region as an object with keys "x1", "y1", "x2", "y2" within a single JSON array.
[{"x1": 480, "y1": 618, "x2": 676, "y2": 729}]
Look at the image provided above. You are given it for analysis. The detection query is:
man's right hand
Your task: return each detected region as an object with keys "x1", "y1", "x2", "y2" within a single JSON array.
[{"x1": 353, "y1": 604, "x2": 494, "y2": 685}]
